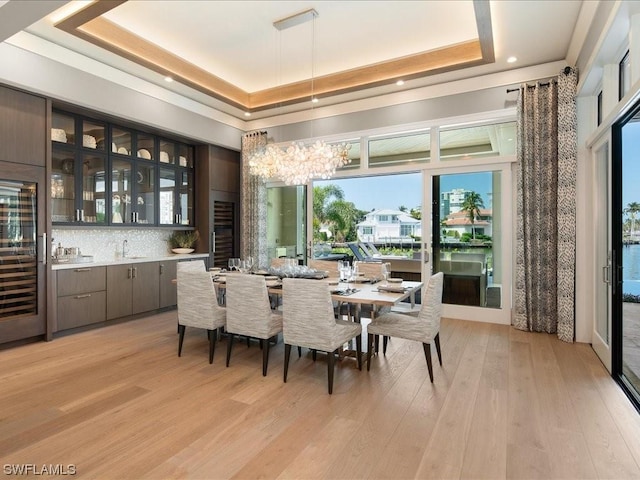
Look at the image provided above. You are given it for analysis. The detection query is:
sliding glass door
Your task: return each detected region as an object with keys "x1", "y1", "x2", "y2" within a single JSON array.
[
  {"x1": 266, "y1": 185, "x2": 306, "y2": 264},
  {"x1": 612, "y1": 104, "x2": 640, "y2": 408},
  {"x1": 427, "y1": 165, "x2": 512, "y2": 324}
]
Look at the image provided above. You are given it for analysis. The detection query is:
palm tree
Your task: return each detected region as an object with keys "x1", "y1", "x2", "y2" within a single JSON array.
[
  {"x1": 460, "y1": 191, "x2": 485, "y2": 240},
  {"x1": 313, "y1": 185, "x2": 344, "y2": 240},
  {"x1": 625, "y1": 201, "x2": 640, "y2": 239}
]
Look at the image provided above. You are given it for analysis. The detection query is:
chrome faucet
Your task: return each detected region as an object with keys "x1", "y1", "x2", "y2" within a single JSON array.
[{"x1": 122, "y1": 239, "x2": 128, "y2": 258}]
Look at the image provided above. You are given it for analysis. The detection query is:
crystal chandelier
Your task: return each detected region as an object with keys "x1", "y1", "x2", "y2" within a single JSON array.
[{"x1": 248, "y1": 9, "x2": 352, "y2": 185}]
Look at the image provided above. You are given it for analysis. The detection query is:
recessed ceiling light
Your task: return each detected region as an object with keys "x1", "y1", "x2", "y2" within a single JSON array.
[
  {"x1": 244, "y1": 112, "x2": 251, "y2": 117},
  {"x1": 164, "y1": 76, "x2": 173, "y2": 82},
  {"x1": 311, "y1": 97, "x2": 319, "y2": 104},
  {"x1": 396, "y1": 80, "x2": 405, "y2": 86},
  {"x1": 507, "y1": 56, "x2": 517, "y2": 64}
]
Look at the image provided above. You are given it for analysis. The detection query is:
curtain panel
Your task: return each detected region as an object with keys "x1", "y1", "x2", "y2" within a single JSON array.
[
  {"x1": 240, "y1": 132, "x2": 268, "y2": 269},
  {"x1": 514, "y1": 67, "x2": 577, "y2": 342}
]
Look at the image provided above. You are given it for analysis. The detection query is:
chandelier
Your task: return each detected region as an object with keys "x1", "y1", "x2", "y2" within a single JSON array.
[{"x1": 248, "y1": 8, "x2": 352, "y2": 185}]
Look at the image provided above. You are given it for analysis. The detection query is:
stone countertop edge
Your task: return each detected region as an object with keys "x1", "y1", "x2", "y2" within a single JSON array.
[{"x1": 51, "y1": 253, "x2": 210, "y2": 270}]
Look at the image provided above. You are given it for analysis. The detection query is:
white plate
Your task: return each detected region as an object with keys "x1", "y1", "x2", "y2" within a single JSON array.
[
  {"x1": 118, "y1": 146, "x2": 128, "y2": 155},
  {"x1": 179, "y1": 155, "x2": 187, "y2": 166},
  {"x1": 137, "y1": 148, "x2": 151, "y2": 159},
  {"x1": 160, "y1": 151, "x2": 170, "y2": 163},
  {"x1": 112, "y1": 142, "x2": 117, "y2": 152}
]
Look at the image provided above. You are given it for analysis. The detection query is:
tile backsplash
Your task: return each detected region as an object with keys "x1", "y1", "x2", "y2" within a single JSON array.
[{"x1": 51, "y1": 228, "x2": 174, "y2": 262}]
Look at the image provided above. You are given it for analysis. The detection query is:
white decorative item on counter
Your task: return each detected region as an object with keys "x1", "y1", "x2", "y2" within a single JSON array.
[{"x1": 172, "y1": 248, "x2": 194, "y2": 254}]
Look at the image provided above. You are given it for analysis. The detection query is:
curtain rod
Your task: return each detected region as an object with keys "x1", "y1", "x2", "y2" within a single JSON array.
[
  {"x1": 506, "y1": 66, "x2": 572, "y2": 93},
  {"x1": 506, "y1": 81, "x2": 556, "y2": 93}
]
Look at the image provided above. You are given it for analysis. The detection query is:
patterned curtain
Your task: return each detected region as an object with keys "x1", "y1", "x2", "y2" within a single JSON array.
[
  {"x1": 240, "y1": 131, "x2": 268, "y2": 269},
  {"x1": 513, "y1": 67, "x2": 578, "y2": 342}
]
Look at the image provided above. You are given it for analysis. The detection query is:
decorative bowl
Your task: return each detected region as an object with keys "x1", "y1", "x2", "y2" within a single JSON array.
[
  {"x1": 388, "y1": 278, "x2": 403, "y2": 284},
  {"x1": 172, "y1": 248, "x2": 194, "y2": 254}
]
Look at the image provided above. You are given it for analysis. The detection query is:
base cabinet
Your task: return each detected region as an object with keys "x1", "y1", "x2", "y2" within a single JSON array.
[
  {"x1": 107, "y1": 262, "x2": 160, "y2": 320},
  {"x1": 56, "y1": 267, "x2": 107, "y2": 330},
  {"x1": 159, "y1": 260, "x2": 177, "y2": 308}
]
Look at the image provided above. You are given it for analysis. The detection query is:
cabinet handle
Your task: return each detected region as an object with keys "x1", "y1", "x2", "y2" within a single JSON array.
[
  {"x1": 80, "y1": 209, "x2": 85, "y2": 222},
  {"x1": 160, "y1": 264, "x2": 164, "y2": 274},
  {"x1": 133, "y1": 267, "x2": 137, "y2": 278},
  {"x1": 74, "y1": 268, "x2": 91, "y2": 272},
  {"x1": 75, "y1": 209, "x2": 81, "y2": 222},
  {"x1": 127, "y1": 267, "x2": 132, "y2": 279},
  {"x1": 174, "y1": 214, "x2": 180, "y2": 224},
  {"x1": 211, "y1": 232, "x2": 216, "y2": 253},
  {"x1": 75, "y1": 294, "x2": 91, "y2": 299}
]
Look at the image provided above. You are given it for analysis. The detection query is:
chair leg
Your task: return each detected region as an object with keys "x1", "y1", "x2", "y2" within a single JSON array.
[
  {"x1": 226, "y1": 333, "x2": 235, "y2": 367},
  {"x1": 423, "y1": 343, "x2": 434, "y2": 382},
  {"x1": 367, "y1": 333, "x2": 374, "y2": 371},
  {"x1": 208, "y1": 329, "x2": 215, "y2": 364},
  {"x1": 297, "y1": 346, "x2": 302, "y2": 357},
  {"x1": 434, "y1": 333, "x2": 442, "y2": 366},
  {"x1": 284, "y1": 344, "x2": 292, "y2": 383},
  {"x1": 374, "y1": 334, "x2": 380, "y2": 353},
  {"x1": 247, "y1": 337, "x2": 251, "y2": 348},
  {"x1": 355, "y1": 334, "x2": 362, "y2": 371},
  {"x1": 312, "y1": 349, "x2": 317, "y2": 362},
  {"x1": 262, "y1": 338, "x2": 270, "y2": 376},
  {"x1": 178, "y1": 324, "x2": 186, "y2": 357},
  {"x1": 327, "y1": 349, "x2": 336, "y2": 394},
  {"x1": 383, "y1": 335, "x2": 388, "y2": 355}
]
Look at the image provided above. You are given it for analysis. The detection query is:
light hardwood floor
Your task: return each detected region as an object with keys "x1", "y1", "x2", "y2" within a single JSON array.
[{"x1": 1, "y1": 311, "x2": 640, "y2": 479}]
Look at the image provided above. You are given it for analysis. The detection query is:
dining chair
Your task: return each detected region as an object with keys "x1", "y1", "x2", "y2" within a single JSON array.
[
  {"x1": 366, "y1": 272, "x2": 444, "y2": 382},
  {"x1": 225, "y1": 273, "x2": 283, "y2": 376},
  {"x1": 177, "y1": 260, "x2": 226, "y2": 364},
  {"x1": 282, "y1": 278, "x2": 362, "y2": 394}
]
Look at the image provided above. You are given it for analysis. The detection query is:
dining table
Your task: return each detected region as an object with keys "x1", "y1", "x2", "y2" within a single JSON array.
[{"x1": 210, "y1": 272, "x2": 423, "y2": 357}]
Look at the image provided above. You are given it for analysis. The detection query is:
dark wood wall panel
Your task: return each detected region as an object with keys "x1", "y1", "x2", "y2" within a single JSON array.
[{"x1": 0, "y1": 86, "x2": 46, "y2": 167}]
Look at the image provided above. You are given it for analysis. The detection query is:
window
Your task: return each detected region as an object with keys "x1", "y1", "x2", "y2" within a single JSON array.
[
  {"x1": 362, "y1": 226, "x2": 373, "y2": 235},
  {"x1": 400, "y1": 225, "x2": 413, "y2": 236},
  {"x1": 440, "y1": 122, "x2": 516, "y2": 161},
  {"x1": 620, "y1": 50, "x2": 631, "y2": 100},
  {"x1": 597, "y1": 90, "x2": 603, "y2": 126},
  {"x1": 368, "y1": 130, "x2": 430, "y2": 168},
  {"x1": 335, "y1": 140, "x2": 361, "y2": 170},
  {"x1": 378, "y1": 215, "x2": 389, "y2": 222}
]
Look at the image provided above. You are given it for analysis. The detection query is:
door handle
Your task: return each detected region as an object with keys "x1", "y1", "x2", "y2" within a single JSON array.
[
  {"x1": 602, "y1": 265, "x2": 610, "y2": 284},
  {"x1": 211, "y1": 232, "x2": 216, "y2": 253}
]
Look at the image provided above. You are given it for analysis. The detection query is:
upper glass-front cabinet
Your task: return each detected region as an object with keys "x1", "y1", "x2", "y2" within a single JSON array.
[{"x1": 51, "y1": 110, "x2": 194, "y2": 227}]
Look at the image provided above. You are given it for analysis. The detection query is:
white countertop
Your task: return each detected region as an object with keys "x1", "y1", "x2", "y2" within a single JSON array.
[{"x1": 51, "y1": 253, "x2": 209, "y2": 270}]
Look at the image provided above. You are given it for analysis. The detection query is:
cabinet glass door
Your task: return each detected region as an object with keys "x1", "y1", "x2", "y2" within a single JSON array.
[
  {"x1": 136, "y1": 163, "x2": 155, "y2": 224},
  {"x1": 159, "y1": 167, "x2": 175, "y2": 224},
  {"x1": 111, "y1": 159, "x2": 132, "y2": 224},
  {"x1": 81, "y1": 154, "x2": 106, "y2": 224},
  {"x1": 51, "y1": 149, "x2": 75, "y2": 222},
  {"x1": 179, "y1": 170, "x2": 193, "y2": 225}
]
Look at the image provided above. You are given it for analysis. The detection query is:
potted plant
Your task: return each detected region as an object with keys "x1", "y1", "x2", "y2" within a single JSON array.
[{"x1": 168, "y1": 230, "x2": 199, "y2": 254}]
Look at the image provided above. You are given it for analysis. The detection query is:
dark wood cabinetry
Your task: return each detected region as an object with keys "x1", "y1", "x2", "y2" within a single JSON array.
[
  {"x1": 106, "y1": 262, "x2": 160, "y2": 320},
  {"x1": 195, "y1": 145, "x2": 240, "y2": 268},
  {"x1": 56, "y1": 267, "x2": 107, "y2": 330},
  {"x1": 0, "y1": 85, "x2": 47, "y2": 346},
  {"x1": 159, "y1": 260, "x2": 177, "y2": 309},
  {"x1": 0, "y1": 86, "x2": 46, "y2": 167},
  {"x1": 51, "y1": 109, "x2": 195, "y2": 227}
]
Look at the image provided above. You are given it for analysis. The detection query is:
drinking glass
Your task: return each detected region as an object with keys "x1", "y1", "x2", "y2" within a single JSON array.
[{"x1": 245, "y1": 256, "x2": 254, "y2": 272}]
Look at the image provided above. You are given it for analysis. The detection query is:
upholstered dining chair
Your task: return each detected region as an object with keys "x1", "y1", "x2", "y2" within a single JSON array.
[
  {"x1": 282, "y1": 278, "x2": 362, "y2": 394},
  {"x1": 366, "y1": 272, "x2": 444, "y2": 382},
  {"x1": 225, "y1": 273, "x2": 283, "y2": 376},
  {"x1": 177, "y1": 260, "x2": 226, "y2": 364}
]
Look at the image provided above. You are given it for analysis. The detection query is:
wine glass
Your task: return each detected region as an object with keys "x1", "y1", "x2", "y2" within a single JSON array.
[
  {"x1": 381, "y1": 263, "x2": 389, "y2": 283},
  {"x1": 245, "y1": 256, "x2": 254, "y2": 273},
  {"x1": 228, "y1": 257, "x2": 234, "y2": 271}
]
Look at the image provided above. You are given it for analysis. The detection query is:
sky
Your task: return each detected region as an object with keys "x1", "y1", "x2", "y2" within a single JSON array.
[
  {"x1": 313, "y1": 171, "x2": 492, "y2": 212},
  {"x1": 622, "y1": 121, "x2": 640, "y2": 211}
]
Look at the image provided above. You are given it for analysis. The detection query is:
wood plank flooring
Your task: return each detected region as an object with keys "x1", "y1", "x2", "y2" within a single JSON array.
[{"x1": 1, "y1": 311, "x2": 640, "y2": 479}]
